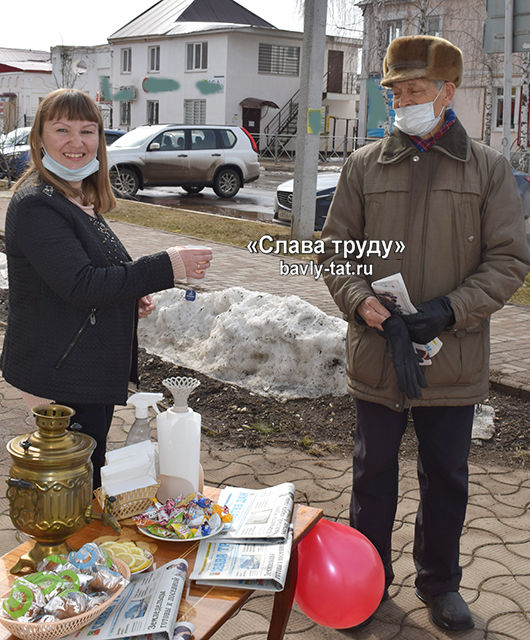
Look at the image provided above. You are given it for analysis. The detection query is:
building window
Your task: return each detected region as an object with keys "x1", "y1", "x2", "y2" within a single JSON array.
[
  {"x1": 147, "y1": 100, "x2": 159, "y2": 125},
  {"x1": 385, "y1": 20, "x2": 403, "y2": 46},
  {"x1": 121, "y1": 48, "x2": 132, "y2": 73},
  {"x1": 495, "y1": 87, "x2": 516, "y2": 129},
  {"x1": 426, "y1": 16, "x2": 441, "y2": 37},
  {"x1": 148, "y1": 46, "x2": 160, "y2": 72},
  {"x1": 258, "y1": 43, "x2": 300, "y2": 76},
  {"x1": 186, "y1": 42, "x2": 208, "y2": 70},
  {"x1": 120, "y1": 101, "x2": 131, "y2": 126},
  {"x1": 184, "y1": 99, "x2": 206, "y2": 124}
]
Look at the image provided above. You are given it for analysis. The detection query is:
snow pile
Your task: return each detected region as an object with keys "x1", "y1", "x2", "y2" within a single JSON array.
[{"x1": 138, "y1": 287, "x2": 348, "y2": 399}]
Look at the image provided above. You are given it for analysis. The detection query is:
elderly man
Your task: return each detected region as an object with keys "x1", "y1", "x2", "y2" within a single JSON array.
[{"x1": 319, "y1": 35, "x2": 529, "y2": 631}]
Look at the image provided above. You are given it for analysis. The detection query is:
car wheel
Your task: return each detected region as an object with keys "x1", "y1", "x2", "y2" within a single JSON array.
[
  {"x1": 110, "y1": 166, "x2": 139, "y2": 197},
  {"x1": 213, "y1": 168, "x2": 241, "y2": 198},
  {"x1": 182, "y1": 185, "x2": 205, "y2": 194}
]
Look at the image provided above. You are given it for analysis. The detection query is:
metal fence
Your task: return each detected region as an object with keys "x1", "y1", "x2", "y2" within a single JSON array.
[{"x1": 253, "y1": 133, "x2": 379, "y2": 164}]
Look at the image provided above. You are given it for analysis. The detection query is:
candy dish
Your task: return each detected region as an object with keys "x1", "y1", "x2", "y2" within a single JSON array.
[
  {"x1": 0, "y1": 557, "x2": 130, "y2": 640},
  {"x1": 137, "y1": 517, "x2": 224, "y2": 542}
]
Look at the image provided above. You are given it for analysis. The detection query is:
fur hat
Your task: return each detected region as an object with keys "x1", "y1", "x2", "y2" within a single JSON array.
[{"x1": 381, "y1": 35, "x2": 463, "y2": 88}]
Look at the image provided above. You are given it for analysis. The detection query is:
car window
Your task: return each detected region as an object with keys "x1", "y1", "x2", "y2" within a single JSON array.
[
  {"x1": 150, "y1": 130, "x2": 185, "y2": 151},
  {"x1": 190, "y1": 129, "x2": 217, "y2": 150},
  {"x1": 112, "y1": 127, "x2": 160, "y2": 148},
  {"x1": 216, "y1": 129, "x2": 237, "y2": 149}
]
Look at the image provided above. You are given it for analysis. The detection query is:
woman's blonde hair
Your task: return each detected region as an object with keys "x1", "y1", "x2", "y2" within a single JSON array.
[{"x1": 15, "y1": 88, "x2": 116, "y2": 213}]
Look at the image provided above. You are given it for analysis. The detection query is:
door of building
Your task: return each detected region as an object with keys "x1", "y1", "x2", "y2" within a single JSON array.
[
  {"x1": 327, "y1": 50, "x2": 344, "y2": 93},
  {"x1": 242, "y1": 107, "x2": 261, "y2": 136}
]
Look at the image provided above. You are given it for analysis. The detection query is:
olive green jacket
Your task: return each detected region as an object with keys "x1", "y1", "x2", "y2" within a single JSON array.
[{"x1": 319, "y1": 118, "x2": 530, "y2": 411}]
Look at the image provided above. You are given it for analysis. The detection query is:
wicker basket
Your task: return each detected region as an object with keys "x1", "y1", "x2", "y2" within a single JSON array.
[
  {"x1": 94, "y1": 483, "x2": 160, "y2": 521},
  {"x1": 0, "y1": 557, "x2": 130, "y2": 640}
]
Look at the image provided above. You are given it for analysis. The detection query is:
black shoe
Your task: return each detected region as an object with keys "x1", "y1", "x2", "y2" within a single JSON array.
[
  {"x1": 350, "y1": 589, "x2": 389, "y2": 630},
  {"x1": 416, "y1": 590, "x2": 474, "y2": 631}
]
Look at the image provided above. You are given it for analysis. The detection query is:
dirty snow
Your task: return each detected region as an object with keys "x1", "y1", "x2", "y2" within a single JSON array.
[{"x1": 138, "y1": 287, "x2": 348, "y2": 399}]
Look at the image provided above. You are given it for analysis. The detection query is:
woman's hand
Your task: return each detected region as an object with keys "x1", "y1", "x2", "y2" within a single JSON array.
[
  {"x1": 138, "y1": 294, "x2": 155, "y2": 319},
  {"x1": 178, "y1": 246, "x2": 213, "y2": 281}
]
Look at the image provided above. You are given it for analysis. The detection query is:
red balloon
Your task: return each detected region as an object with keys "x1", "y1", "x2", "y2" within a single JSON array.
[{"x1": 294, "y1": 518, "x2": 385, "y2": 628}]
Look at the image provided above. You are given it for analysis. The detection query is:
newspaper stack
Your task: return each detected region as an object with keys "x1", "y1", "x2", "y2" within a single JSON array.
[
  {"x1": 190, "y1": 482, "x2": 295, "y2": 591},
  {"x1": 65, "y1": 560, "x2": 192, "y2": 640},
  {"x1": 372, "y1": 272, "x2": 443, "y2": 366}
]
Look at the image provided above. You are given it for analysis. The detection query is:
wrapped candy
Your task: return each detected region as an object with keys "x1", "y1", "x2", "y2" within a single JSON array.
[
  {"x1": 37, "y1": 554, "x2": 68, "y2": 573},
  {"x1": 1, "y1": 542, "x2": 129, "y2": 625},
  {"x1": 44, "y1": 589, "x2": 89, "y2": 620},
  {"x1": 25, "y1": 572, "x2": 69, "y2": 602},
  {"x1": 88, "y1": 567, "x2": 127, "y2": 594},
  {"x1": 135, "y1": 492, "x2": 231, "y2": 540},
  {"x1": 2, "y1": 578, "x2": 46, "y2": 621}
]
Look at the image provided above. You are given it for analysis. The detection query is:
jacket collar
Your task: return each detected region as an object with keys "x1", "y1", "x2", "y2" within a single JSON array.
[{"x1": 378, "y1": 116, "x2": 470, "y2": 165}]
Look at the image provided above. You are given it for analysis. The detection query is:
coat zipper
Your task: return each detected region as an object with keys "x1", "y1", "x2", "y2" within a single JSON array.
[{"x1": 55, "y1": 308, "x2": 97, "y2": 369}]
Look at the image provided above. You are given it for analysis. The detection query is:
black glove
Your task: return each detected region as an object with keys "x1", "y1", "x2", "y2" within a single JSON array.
[
  {"x1": 402, "y1": 296, "x2": 455, "y2": 344},
  {"x1": 382, "y1": 313, "x2": 427, "y2": 399}
]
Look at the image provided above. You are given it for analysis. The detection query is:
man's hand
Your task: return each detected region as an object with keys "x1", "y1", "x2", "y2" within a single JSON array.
[
  {"x1": 357, "y1": 296, "x2": 391, "y2": 331},
  {"x1": 382, "y1": 313, "x2": 427, "y2": 399},
  {"x1": 403, "y1": 296, "x2": 455, "y2": 344}
]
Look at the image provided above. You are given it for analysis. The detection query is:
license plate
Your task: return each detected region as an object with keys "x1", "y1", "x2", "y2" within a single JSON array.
[{"x1": 278, "y1": 209, "x2": 292, "y2": 222}]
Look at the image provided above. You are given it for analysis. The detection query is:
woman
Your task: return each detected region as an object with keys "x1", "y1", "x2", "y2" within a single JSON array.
[{"x1": 1, "y1": 88, "x2": 212, "y2": 487}]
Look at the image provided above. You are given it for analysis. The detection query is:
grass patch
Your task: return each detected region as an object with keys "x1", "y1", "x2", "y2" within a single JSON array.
[
  {"x1": 248, "y1": 421, "x2": 277, "y2": 435},
  {"x1": 110, "y1": 199, "x2": 293, "y2": 249}
]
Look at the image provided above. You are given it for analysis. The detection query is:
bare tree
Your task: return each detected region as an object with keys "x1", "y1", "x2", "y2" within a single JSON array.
[{"x1": 52, "y1": 47, "x2": 84, "y2": 89}]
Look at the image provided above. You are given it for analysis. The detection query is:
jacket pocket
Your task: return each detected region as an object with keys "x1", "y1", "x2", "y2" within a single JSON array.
[
  {"x1": 55, "y1": 308, "x2": 97, "y2": 369},
  {"x1": 346, "y1": 324, "x2": 387, "y2": 388},
  {"x1": 424, "y1": 327, "x2": 486, "y2": 387}
]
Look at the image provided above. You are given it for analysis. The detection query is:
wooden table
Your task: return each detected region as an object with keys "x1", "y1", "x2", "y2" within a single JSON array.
[{"x1": 0, "y1": 487, "x2": 322, "y2": 640}]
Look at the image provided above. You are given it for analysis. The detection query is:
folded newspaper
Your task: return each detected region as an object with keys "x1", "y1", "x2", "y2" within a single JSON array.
[
  {"x1": 190, "y1": 529, "x2": 293, "y2": 591},
  {"x1": 371, "y1": 272, "x2": 442, "y2": 366},
  {"x1": 189, "y1": 483, "x2": 295, "y2": 591},
  {"x1": 65, "y1": 560, "x2": 190, "y2": 640},
  {"x1": 213, "y1": 482, "x2": 295, "y2": 543}
]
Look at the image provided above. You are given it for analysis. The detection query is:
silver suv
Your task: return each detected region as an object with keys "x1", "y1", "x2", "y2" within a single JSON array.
[{"x1": 107, "y1": 124, "x2": 260, "y2": 198}]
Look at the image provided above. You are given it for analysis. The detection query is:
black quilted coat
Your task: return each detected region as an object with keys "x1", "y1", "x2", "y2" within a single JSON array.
[{"x1": 1, "y1": 180, "x2": 174, "y2": 405}]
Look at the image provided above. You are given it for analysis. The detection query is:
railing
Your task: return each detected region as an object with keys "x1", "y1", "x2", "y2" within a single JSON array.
[
  {"x1": 254, "y1": 133, "x2": 378, "y2": 163},
  {"x1": 263, "y1": 90, "x2": 300, "y2": 141}
]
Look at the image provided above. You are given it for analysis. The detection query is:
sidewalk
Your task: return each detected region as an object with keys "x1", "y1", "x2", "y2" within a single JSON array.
[{"x1": 0, "y1": 192, "x2": 529, "y2": 639}]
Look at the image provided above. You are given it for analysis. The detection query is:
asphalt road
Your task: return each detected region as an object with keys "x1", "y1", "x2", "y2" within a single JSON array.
[{"x1": 136, "y1": 169, "x2": 291, "y2": 222}]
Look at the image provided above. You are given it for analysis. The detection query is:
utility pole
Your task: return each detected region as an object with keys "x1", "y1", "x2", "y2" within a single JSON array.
[
  {"x1": 291, "y1": 0, "x2": 328, "y2": 241},
  {"x1": 503, "y1": 0, "x2": 513, "y2": 161}
]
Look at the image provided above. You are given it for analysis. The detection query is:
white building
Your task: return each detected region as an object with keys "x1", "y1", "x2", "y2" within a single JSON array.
[
  {"x1": 0, "y1": 48, "x2": 52, "y2": 132},
  {"x1": 107, "y1": 0, "x2": 361, "y2": 146}
]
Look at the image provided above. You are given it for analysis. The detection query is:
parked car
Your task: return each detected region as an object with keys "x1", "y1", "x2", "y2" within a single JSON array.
[
  {"x1": 274, "y1": 172, "x2": 341, "y2": 231},
  {"x1": 104, "y1": 129, "x2": 126, "y2": 146},
  {"x1": 0, "y1": 127, "x2": 125, "y2": 180},
  {"x1": 106, "y1": 124, "x2": 260, "y2": 198},
  {"x1": 0, "y1": 127, "x2": 31, "y2": 179},
  {"x1": 274, "y1": 167, "x2": 530, "y2": 230}
]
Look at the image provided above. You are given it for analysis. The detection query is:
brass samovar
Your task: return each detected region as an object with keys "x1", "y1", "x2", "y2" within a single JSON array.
[{"x1": 6, "y1": 404, "x2": 95, "y2": 573}]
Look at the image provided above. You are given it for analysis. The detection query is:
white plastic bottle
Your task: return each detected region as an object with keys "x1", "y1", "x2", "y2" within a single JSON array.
[
  {"x1": 125, "y1": 392, "x2": 163, "y2": 445},
  {"x1": 156, "y1": 377, "x2": 201, "y2": 502}
]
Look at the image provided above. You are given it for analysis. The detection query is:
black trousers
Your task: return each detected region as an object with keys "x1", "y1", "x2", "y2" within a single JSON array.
[
  {"x1": 57, "y1": 401, "x2": 115, "y2": 490},
  {"x1": 350, "y1": 399, "x2": 474, "y2": 596}
]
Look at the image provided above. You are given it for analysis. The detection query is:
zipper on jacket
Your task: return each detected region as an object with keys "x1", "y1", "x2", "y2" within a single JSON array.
[{"x1": 55, "y1": 308, "x2": 97, "y2": 369}]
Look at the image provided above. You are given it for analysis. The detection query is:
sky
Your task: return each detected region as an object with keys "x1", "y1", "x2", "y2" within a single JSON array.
[{"x1": 2, "y1": 0, "x2": 306, "y2": 52}]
